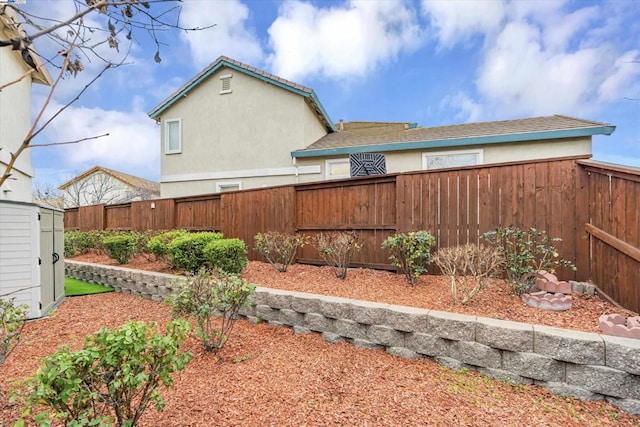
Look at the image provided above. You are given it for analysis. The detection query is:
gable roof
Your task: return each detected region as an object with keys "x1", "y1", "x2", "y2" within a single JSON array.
[
  {"x1": 58, "y1": 166, "x2": 160, "y2": 194},
  {"x1": 292, "y1": 115, "x2": 616, "y2": 158},
  {"x1": 147, "y1": 55, "x2": 336, "y2": 131},
  {"x1": 0, "y1": 8, "x2": 52, "y2": 86}
]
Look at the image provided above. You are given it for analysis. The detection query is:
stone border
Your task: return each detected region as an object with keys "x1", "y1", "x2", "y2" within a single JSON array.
[{"x1": 65, "y1": 261, "x2": 640, "y2": 416}]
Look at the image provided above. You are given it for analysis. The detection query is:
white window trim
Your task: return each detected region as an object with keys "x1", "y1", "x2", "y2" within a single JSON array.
[
  {"x1": 325, "y1": 158, "x2": 350, "y2": 180},
  {"x1": 219, "y1": 73, "x2": 233, "y2": 94},
  {"x1": 216, "y1": 181, "x2": 242, "y2": 193},
  {"x1": 422, "y1": 148, "x2": 484, "y2": 170},
  {"x1": 164, "y1": 118, "x2": 182, "y2": 154}
]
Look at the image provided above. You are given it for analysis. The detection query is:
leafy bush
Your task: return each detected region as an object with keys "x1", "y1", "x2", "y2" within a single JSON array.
[
  {"x1": 433, "y1": 244, "x2": 503, "y2": 304},
  {"x1": 254, "y1": 231, "x2": 308, "y2": 272},
  {"x1": 167, "y1": 232, "x2": 223, "y2": 273},
  {"x1": 64, "y1": 230, "x2": 102, "y2": 257},
  {"x1": 103, "y1": 233, "x2": 138, "y2": 264},
  {"x1": 147, "y1": 230, "x2": 190, "y2": 261},
  {"x1": 313, "y1": 231, "x2": 361, "y2": 279},
  {"x1": 0, "y1": 297, "x2": 28, "y2": 365},
  {"x1": 17, "y1": 320, "x2": 191, "y2": 427},
  {"x1": 382, "y1": 231, "x2": 436, "y2": 285},
  {"x1": 483, "y1": 227, "x2": 576, "y2": 295},
  {"x1": 203, "y1": 238, "x2": 248, "y2": 274},
  {"x1": 169, "y1": 269, "x2": 256, "y2": 354}
]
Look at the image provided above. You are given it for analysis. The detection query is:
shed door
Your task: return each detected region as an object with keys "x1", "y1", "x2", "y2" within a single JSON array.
[
  {"x1": 39, "y1": 209, "x2": 54, "y2": 313},
  {"x1": 53, "y1": 210, "x2": 65, "y2": 300}
]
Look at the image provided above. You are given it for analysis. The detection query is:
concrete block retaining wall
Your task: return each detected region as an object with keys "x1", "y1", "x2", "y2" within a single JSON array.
[{"x1": 65, "y1": 261, "x2": 640, "y2": 416}]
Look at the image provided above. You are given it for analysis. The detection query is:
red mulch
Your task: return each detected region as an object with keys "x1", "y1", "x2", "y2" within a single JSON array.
[{"x1": 1, "y1": 254, "x2": 638, "y2": 426}]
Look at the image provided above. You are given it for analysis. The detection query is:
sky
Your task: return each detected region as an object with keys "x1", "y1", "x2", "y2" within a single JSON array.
[{"x1": 17, "y1": 0, "x2": 640, "y2": 187}]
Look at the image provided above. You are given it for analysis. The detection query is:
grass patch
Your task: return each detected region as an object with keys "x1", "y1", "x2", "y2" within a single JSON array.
[{"x1": 65, "y1": 277, "x2": 114, "y2": 297}]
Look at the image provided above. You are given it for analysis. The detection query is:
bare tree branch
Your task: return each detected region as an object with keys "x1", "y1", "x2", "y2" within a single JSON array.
[
  {"x1": 0, "y1": 1, "x2": 212, "y2": 191},
  {"x1": 29, "y1": 133, "x2": 110, "y2": 147}
]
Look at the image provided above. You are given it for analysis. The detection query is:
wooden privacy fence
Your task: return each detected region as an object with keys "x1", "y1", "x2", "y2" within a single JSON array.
[{"x1": 64, "y1": 156, "x2": 640, "y2": 312}]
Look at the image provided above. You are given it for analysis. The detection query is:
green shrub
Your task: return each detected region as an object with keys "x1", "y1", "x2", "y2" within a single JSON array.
[
  {"x1": 254, "y1": 231, "x2": 308, "y2": 272},
  {"x1": 17, "y1": 320, "x2": 191, "y2": 427},
  {"x1": 167, "y1": 232, "x2": 223, "y2": 273},
  {"x1": 433, "y1": 244, "x2": 503, "y2": 304},
  {"x1": 147, "y1": 230, "x2": 190, "y2": 260},
  {"x1": 313, "y1": 231, "x2": 361, "y2": 280},
  {"x1": 103, "y1": 234, "x2": 137, "y2": 264},
  {"x1": 203, "y1": 238, "x2": 248, "y2": 274},
  {"x1": 382, "y1": 231, "x2": 436, "y2": 285},
  {"x1": 64, "y1": 230, "x2": 101, "y2": 257},
  {"x1": 482, "y1": 227, "x2": 576, "y2": 295},
  {"x1": 0, "y1": 297, "x2": 28, "y2": 365},
  {"x1": 169, "y1": 269, "x2": 255, "y2": 354}
]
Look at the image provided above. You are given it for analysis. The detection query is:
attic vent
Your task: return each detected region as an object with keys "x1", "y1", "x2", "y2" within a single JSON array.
[{"x1": 220, "y1": 73, "x2": 232, "y2": 94}]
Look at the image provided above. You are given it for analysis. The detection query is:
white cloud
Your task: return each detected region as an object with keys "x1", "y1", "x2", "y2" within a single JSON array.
[
  {"x1": 267, "y1": 0, "x2": 422, "y2": 81},
  {"x1": 36, "y1": 101, "x2": 159, "y2": 179},
  {"x1": 422, "y1": 1, "x2": 637, "y2": 121},
  {"x1": 179, "y1": 0, "x2": 263, "y2": 70},
  {"x1": 441, "y1": 92, "x2": 483, "y2": 123},
  {"x1": 598, "y1": 50, "x2": 640, "y2": 102},
  {"x1": 421, "y1": 0, "x2": 505, "y2": 48}
]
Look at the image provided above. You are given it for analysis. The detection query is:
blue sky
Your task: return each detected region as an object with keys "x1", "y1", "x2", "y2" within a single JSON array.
[{"x1": 22, "y1": 0, "x2": 640, "y2": 186}]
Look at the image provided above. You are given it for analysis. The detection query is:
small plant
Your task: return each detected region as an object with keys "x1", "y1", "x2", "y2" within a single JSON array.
[
  {"x1": 169, "y1": 269, "x2": 256, "y2": 354},
  {"x1": 147, "y1": 229, "x2": 190, "y2": 262},
  {"x1": 0, "y1": 297, "x2": 28, "y2": 365},
  {"x1": 382, "y1": 231, "x2": 436, "y2": 285},
  {"x1": 433, "y1": 243, "x2": 503, "y2": 304},
  {"x1": 167, "y1": 232, "x2": 223, "y2": 273},
  {"x1": 103, "y1": 233, "x2": 138, "y2": 264},
  {"x1": 483, "y1": 227, "x2": 576, "y2": 295},
  {"x1": 17, "y1": 320, "x2": 191, "y2": 427},
  {"x1": 254, "y1": 231, "x2": 308, "y2": 272},
  {"x1": 203, "y1": 238, "x2": 248, "y2": 274},
  {"x1": 313, "y1": 231, "x2": 361, "y2": 279}
]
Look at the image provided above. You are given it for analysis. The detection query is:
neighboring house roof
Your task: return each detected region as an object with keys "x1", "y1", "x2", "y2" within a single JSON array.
[
  {"x1": 58, "y1": 166, "x2": 160, "y2": 195},
  {"x1": 0, "y1": 7, "x2": 53, "y2": 86},
  {"x1": 147, "y1": 55, "x2": 336, "y2": 131},
  {"x1": 292, "y1": 115, "x2": 616, "y2": 158}
]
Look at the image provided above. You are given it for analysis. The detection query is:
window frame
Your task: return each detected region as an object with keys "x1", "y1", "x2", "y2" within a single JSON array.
[
  {"x1": 164, "y1": 118, "x2": 182, "y2": 154},
  {"x1": 325, "y1": 158, "x2": 351, "y2": 180},
  {"x1": 216, "y1": 181, "x2": 242, "y2": 193},
  {"x1": 422, "y1": 148, "x2": 484, "y2": 170}
]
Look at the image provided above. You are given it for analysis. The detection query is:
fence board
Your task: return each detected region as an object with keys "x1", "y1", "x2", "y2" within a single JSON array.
[{"x1": 63, "y1": 157, "x2": 640, "y2": 312}]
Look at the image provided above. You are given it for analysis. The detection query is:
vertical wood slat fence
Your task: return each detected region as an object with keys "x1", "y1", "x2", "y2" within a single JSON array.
[{"x1": 64, "y1": 156, "x2": 640, "y2": 312}]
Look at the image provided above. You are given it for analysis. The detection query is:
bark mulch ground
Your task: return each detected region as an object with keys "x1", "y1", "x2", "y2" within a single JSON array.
[{"x1": 1, "y1": 255, "x2": 638, "y2": 426}]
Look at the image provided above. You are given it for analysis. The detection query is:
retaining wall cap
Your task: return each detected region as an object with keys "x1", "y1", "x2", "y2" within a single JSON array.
[
  {"x1": 386, "y1": 304, "x2": 431, "y2": 316},
  {"x1": 534, "y1": 325, "x2": 603, "y2": 342},
  {"x1": 428, "y1": 309, "x2": 477, "y2": 323}
]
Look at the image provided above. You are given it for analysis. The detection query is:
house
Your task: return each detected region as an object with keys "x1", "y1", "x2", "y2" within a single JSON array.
[
  {"x1": 149, "y1": 56, "x2": 615, "y2": 197},
  {"x1": 0, "y1": 8, "x2": 52, "y2": 202},
  {"x1": 57, "y1": 166, "x2": 160, "y2": 208},
  {"x1": 292, "y1": 116, "x2": 616, "y2": 180}
]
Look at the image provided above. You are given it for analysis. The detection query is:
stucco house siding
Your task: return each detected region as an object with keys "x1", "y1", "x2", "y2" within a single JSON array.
[
  {"x1": 0, "y1": 43, "x2": 34, "y2": 201},
  {"x1": 158, "y1": 66, "x2": 327, "y2": 197},
  {"x1": 292, "y1": 137, "x2": 593, "y2": 183}
]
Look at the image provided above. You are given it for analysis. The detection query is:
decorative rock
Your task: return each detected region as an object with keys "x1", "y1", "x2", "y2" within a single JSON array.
[
  {"x1": 522, "y1": 291, "x2": 573, "y2": 311},
  {"x1": 535, "y1": 271, "x2": 572, "y2": 294},
  {"x1": 599, "y1": 314, "x2": 640, "y2": 339}
]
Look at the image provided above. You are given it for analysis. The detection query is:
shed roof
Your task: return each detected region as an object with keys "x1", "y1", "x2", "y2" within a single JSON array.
[
  {"x1": 148, "y1": 56, "x2": 335, "y2": 131},
  {"x1": 292, "y1": 115, "x2": 615, "y2": 158}
]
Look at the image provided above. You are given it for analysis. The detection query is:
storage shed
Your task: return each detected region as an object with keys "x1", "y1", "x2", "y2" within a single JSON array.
[{"x1": 0, "y1": 200, "x2": 64, "y2": 319}]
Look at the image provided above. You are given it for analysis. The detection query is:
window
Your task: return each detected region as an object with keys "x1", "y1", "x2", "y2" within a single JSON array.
[
  {"x1": 422, "y1": 149, "x2": 483, "y2": 170},
  {"x1": 165, "y1": 119, "x2": 181, "y2": 154},
  {"x1": 220, "y1": 73, "x2": 233, "y2": 94},
  {"x1": 325, "y1": 158, "x2": 350, "y2": 180},
  {"x1": 216, "y1": 182, "x2": 241, "y2": 193}
]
